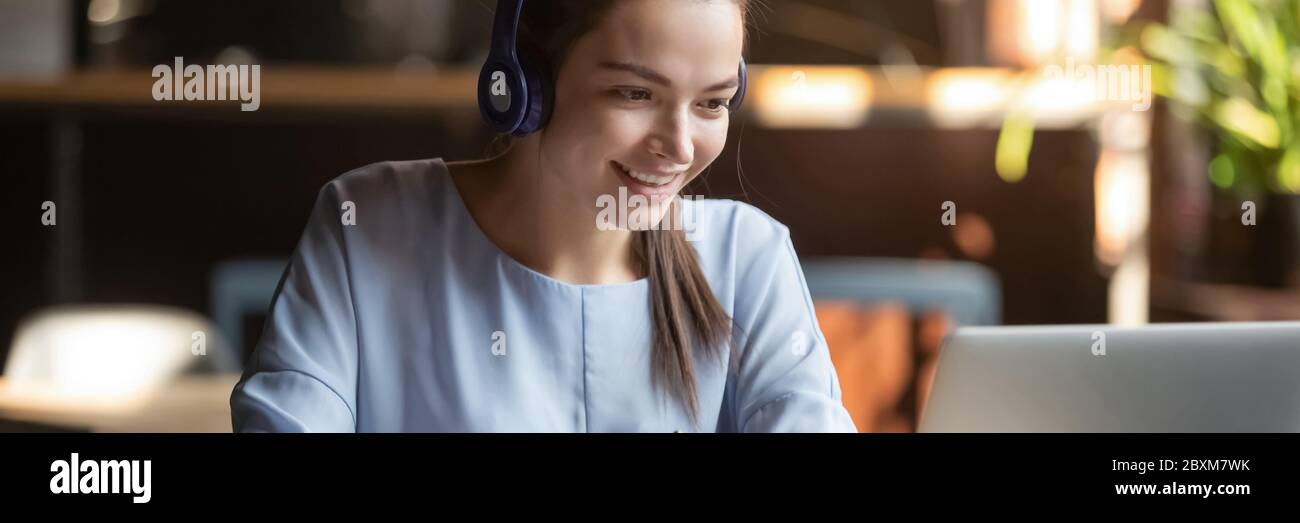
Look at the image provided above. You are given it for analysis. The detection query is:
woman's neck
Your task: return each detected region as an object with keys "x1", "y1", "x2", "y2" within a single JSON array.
[{"x1": 449, "y1": 138, "x2": 641, "y2": 285}]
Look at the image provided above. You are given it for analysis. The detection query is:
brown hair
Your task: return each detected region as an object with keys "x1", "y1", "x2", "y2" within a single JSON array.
[{"x1": 486, "y1": 0, "x2": 754, "y2": 425}]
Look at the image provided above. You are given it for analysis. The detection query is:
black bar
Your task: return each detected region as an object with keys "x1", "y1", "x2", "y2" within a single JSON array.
[{"x1": 2, "y1": 433, "x2": 1294, "y2": 510}]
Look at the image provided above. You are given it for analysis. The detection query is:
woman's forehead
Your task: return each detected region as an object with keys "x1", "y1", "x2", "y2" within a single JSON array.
[{"x1": 574, "y1": 0, "x2": 744, "y2": 84}]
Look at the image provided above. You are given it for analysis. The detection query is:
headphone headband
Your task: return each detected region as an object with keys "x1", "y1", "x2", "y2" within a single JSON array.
[{"x1": 488, "y1": 0, "x2": 523, "y2": 62}]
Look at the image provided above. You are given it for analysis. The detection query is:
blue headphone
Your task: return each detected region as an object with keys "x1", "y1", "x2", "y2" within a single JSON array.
[{"x1": 478, "y1": 0, "x2": 748, "y2": 136}]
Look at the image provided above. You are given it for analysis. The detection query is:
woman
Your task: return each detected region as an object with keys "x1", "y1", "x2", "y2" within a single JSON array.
[{"x1": 230, "y1": 0, "x2": 856, "y2": 432}]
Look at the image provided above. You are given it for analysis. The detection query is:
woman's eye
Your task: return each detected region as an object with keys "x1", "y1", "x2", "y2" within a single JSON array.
[
  {"x1": 701, "y1": 99, "x2": 730, "y2": 112},
  {"x1": 614, "y1": 89, "x2": 727, "y2": 113},
  {"x1": 617, "y1": 88, "x2": 651, "y2": 102}
]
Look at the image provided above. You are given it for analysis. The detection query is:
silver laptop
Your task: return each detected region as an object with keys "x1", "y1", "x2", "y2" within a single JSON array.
[{"x1": 918, "y1": 322, "x2": 1300, "y2": 432}]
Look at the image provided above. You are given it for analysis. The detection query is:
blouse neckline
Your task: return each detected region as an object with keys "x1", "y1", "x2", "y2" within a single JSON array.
[{"x1": 434, "y1": 157, "x2": 651, "y2": 293}]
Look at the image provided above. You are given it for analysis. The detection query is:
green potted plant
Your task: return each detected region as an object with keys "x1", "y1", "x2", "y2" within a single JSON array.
[{"x1": 999, "y1": 0, "x2": 1300, "y2": 286}]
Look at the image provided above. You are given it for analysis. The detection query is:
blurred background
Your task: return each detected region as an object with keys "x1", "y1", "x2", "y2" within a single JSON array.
[{"x1": 1, "y1": 0, "x2": 1297, "y2": 432}]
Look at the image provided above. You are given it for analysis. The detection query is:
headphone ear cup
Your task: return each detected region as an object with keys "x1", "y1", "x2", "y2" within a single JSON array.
[
  {"x1": 478, "y1": 63, "x2": 526, "y2": 134},
  {"x1": 513, "y1": 47, "x2": 553, "y2": 135}
]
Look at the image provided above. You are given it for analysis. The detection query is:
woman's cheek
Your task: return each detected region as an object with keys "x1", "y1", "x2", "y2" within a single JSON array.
[
  {"x1": 605, "y1": 108, "x2": 653, "y2": 136},
  {"x1": 694, "y1": 122, "x2": 728, "y2": 164}
]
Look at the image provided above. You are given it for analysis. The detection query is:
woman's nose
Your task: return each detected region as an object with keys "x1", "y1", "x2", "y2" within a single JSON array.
[{"x1": 648, "y1": 109, "x2": 694, "y2": 166}]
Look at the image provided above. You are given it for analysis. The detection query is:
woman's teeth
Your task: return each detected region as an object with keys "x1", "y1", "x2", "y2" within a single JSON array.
[{"x1": 616, "y1": 163, "x2": 677, "y2": 186}]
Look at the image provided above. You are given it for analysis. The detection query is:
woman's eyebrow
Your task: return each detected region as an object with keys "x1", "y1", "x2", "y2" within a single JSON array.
[{"x1": 598, "y1": 60, "x2": 739, "y2": 92}]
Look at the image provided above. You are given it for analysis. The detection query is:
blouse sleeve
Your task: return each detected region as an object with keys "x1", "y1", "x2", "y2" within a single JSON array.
[
  {"x1": 230, "y1": 180, "x2": 360, "y2": 432},
  {"x1": 729, "y1": 216, "x2": 858, "y2": 433}
]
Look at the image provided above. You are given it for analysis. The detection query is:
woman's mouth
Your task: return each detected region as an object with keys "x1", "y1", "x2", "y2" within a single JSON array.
[{"x1": 611, "y1": 161, "x2": 686, "y2": 193}]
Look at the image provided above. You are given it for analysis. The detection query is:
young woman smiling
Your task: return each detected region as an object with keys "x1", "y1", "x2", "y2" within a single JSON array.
[{"x1": 231, "y1": 0, "x2": 856, "y2": 433}]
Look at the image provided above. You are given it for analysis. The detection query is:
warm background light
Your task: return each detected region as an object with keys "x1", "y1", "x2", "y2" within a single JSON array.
[
  {"x1": 926, "y1": 68, "x2": 1015, "y2": 128},
  {"x1": 752, "y1": 65, "x2": 873, "y2": 129},
  {"x1": 1094, "y1": 150, "x2": 1149, "y2": 267},
  {"x1": 2, "y1": 305, "x2": 218, "y2": 411},
  {"x1": 987, "y1": 0, "x2": 1100, "y2": 67}
]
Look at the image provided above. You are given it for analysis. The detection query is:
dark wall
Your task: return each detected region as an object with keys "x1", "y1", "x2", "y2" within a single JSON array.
[
  {"x1": 0, "y1": 120, "x2": 56, "y2": 373},
  {"x1": 702, "y1": 125, "x2": 1107, "y2": 326}
]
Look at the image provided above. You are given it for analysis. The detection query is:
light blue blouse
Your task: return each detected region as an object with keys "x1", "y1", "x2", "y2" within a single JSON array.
[{"x1": 230, "y1": 158, "x2": 857, "y2": 432}]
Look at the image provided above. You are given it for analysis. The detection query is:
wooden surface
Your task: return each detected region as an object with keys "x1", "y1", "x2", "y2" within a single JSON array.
[
  {"x1": 0, "y1": 67, "x2": 479, "y2": 109},
  {"x1": 0, "y1": 66, "x2": 1105, "y2": 128},
  {"x1": 0, "y1": 373, "x2": 240, "y2": 433}
]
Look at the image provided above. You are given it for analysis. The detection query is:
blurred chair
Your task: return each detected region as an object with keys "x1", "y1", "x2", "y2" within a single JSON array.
[
  {"x1": 802, "y1": 256, "x2": 1001, "y2": 326},
  {"x1": 802, "y1": 257, "x2": 1001, "y2": 433},
  {"x1": 209, "y1": 257, "x2": 288, "y2": 372},
  {"x1": 1, "y1": 304, "x2": 229, "y2": 410}
]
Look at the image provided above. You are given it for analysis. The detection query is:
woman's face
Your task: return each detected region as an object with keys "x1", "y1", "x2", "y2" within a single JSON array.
[{"x1": 537, "y1": 0, "x2": 745, "y2": 227}]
